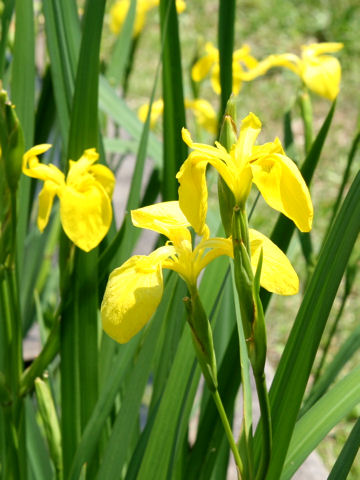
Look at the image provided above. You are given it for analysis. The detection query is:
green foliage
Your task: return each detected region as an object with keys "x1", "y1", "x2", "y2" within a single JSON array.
[{"x1": 0, "y1": 1, "x2": 359, "y2": 479}]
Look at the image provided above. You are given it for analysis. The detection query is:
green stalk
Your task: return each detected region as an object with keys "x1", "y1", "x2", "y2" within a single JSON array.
[
  {"x1": 298, "y1": 88, "x2": 314, "y2": 273},
  {"x1": 299, "y1": 89, "x2": 313, "y2": 155},
  {"x1": 254, "y1": 373, "x2": 272, "y2": 480},
  {"x1": 232, "y1": 206, "x2": 272, "y2": 478},
  {"x1": 184, "y1": 287, "x2": 243, "y2": 476},
  {"x1": 211, "y1": 389, "x2": 244, "y2": 477}
]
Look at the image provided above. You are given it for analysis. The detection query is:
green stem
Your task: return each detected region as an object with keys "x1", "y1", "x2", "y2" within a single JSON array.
[
  {"x1": 299, "y1": 89, "x2": 313, "y2": 155},
  {"x1": 211, "y1": 389, "x2": 243, "y2": 477},
  {"x1": 254, "y1": 373, "x2": 272, "y2": 480}
]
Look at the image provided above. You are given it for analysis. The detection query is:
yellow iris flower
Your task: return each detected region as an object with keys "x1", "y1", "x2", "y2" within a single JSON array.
[
  {"x1": 101, "y1": 199, "x2": 299, "y2": 343},
  {"x1": 110, "y1": 0, "x2": 186, "y2": 37},
  {"x1": 191, "y1": 42, "x2": 258, "y2": 95},
  {"x1": 177, "y1": 112, "x2": 313, "y2": 233},
  {"x1": 22, "y1": 145, "x2": 115, "y2": 252},
  {"x1": 240, "y1": 42, "x2": 343, "y2": 100},
  {"x1": 138, "y1": 98, "x2": 217, "y2": 134}
]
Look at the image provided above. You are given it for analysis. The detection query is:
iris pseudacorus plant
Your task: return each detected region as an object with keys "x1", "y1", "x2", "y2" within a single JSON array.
[
  {"x1": 240, "y1": 42, "x2": 343, "y2": 100},
  {"x1": 22, "y1": 145, "x2": 115, "y2": 252},
  {"x1": 191, "y1": 42, "x2": 258, "y2": 95},
  {"x1": 110, "y1": 0, "x2": 186, "y2": 37},
  {"x1": 138, "y1": 98, "x2": 217, "y2": 134}
]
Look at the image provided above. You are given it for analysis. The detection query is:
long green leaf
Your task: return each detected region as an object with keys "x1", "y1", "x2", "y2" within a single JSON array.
[
  {"x1": 264, "y1": 168, "x2": 360, "y2": 479},
  {"x1": 218, "y1": 0, "x2": 235, "y2": 117},
  {"x1": 99, "y1": 76, "x2": 162, "y2": 165},
  {"x1": 62, "y1": 2, "x2": 106, "y2": 478},
  {"x1": 302, "y1": 322, "x2": 360, "y2": 415},
  {"x1": 0, "y1": 0, "x2": 14, "y2": 76},
  {"x1": 327, "y1": 416, "x2": 360, "y2": 480},
  {"x1": 97, "y1": 274, "x2": 182, "y2": 479},
  {"x1": 282, "y1": 366, "x2": 360, "y2": 479},
  {"x1": 159, "y1": 0, "x2": 187, "y2": 200},
  {"x1": 12, "y1": 0, "x2": 35, "y2": 278}
]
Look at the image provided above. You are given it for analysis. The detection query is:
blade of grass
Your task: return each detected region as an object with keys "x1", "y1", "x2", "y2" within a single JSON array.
[
  {"x1": 12, "y1": 0, "x2": 34, "y2": 277},
  {"x1": 0, "y1": 0, "x2": 14, "y2": 77},
  {"x1": 97, "y1": 275, "x2": 182, "y2": 479},
  {"x1": 99, "y1": 76, "x2": 162, "y2": 165},
  {"x1": 62, "y1": 2, "x2": 106, "y2": 478},
  {"x1": 327, "y1": 416, "x2": 360, "y2": 480},
  {"x1": 159, "y1": 0, "x2": 187, "y2": 200},
  {"x1": 281, "y1": 366, "x2": 360, "y2": 480},
  {"x1": 218, "y1": 0, "x2": 235, "y2": 117},
  {"x1": 263, "y1": 168, "x2": 360, "y2": 479},
  {"x1": 301, "y1": 322, "x2": 360, "y2": 415}
]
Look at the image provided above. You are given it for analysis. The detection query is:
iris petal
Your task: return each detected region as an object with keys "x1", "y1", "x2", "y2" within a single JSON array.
[
  {"x1": 249, "y1": 229, "x2": 299, "y2": 295},
  {"x1": 251, "y1": 153, "x2": 313, "y2": 232},
  {"x1": 59, "y1": 183, "x2": 112, "y2": 252},
  {"x1": 101, "y1": 255, "x2": 164, "y2": 343}
]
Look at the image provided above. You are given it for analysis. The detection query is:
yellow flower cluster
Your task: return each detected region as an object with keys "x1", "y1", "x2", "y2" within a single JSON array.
[
  {"x1": 101, "y1": 112, "x2": 313, "y2": 344},
  {"x1": 192, "y1": 42, "x2": 343, "y2": 100}
]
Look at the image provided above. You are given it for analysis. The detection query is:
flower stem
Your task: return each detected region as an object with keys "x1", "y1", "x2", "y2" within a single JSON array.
[
  {"x1": 254, "y1": 372, "x2": 272, "y2": 480},
  {"x1": 211, "y1": 388, "x2": 244, "y2": 477}
]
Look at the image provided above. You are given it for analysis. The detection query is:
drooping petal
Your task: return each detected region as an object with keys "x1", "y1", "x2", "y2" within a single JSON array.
[
  {"x1": 176, "y1": 156, "x2": 208, "y2": 236},
  {"x1": 240, "y1": 53, "x2": 301, "y2": 81},
  {"x1": 301, "y1": 42, "x2": 343, "y2": 58},
  {"x1": 249, "y1": 229, "x2": 299, "y2": 295},
  {"x1": 131, "y1": 201, "x2": 190, "y2": 239},
  {"x1": 251, "y1": 153, "x2": 313, "y2": 232},
  {"x1": 37, "y1": 181, "x2": 59, "y2": 232},
  {"x1": 301, "y1": 55, "x2": 341, "y2": 100},
  {"x1": 89, "y1": 164, "x2": 116, "y2": 198},
  {"x1": 59, "y1": 183, "x2": 112, "y2": 252},
  {"x1": 101, "y1": 255, "x2": 164, "y2": 343},
  {"x1": 138, "y1": 99, "x2": 164, "y2": 128},
  {"x1": 22, "y1": 144, "x2": 64, "y2": 185},
  {"x1": 192, "y1": 53, "x2": 215, "y2": 82}
]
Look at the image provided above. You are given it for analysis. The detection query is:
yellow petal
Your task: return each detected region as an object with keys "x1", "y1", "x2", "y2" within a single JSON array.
[
  {"x1": 251, "y1": 153, "x2": 313, "y2": 232},
  {"x1": 191, "y1": 43, "x2": 218, "y2": 82},
  {"x1": 240, "y1": 53, "x2": 301, "y2": 81},
  {"x1": 194, "y1": 237, "x2": 233, "y2": 276},
  {"x1": 59, "y1": 183, "x2": 112, "y2": 252},
  {"x1": 235, "y1": 112, "x2": 262, "y2": 162},
  {"x1": 131, "y1": 201, "x2": 190, "y2": 239},
  {"x1": 101, "y1": 255, "x2": 164, "y2": 343},
  {"x1": 301, "y1": 42, "x2": 343, "y2": 57},
  {"x1": 176, "y1": 156, "x2": 208, "y2": 236},
  {"x1": 67, "y1": 148, "x2": 99, "y2": 185},
  {"x1": 138, "y1": 99, "x2": 164, "y2": 128},
  {"x1": 22, "y1": 144, "x2": 64, "y2": 185},
  {"x1": 175, "y1": 0, "x2": 186, "y2": 13},
  {"x1": 37, "y1": 181, "x2": 59, "y2": 232},
  {"x1": 210, "y1": 63, "x2": 221, "y2": 94},
  {"x1": 89, "y1": 164, "x2": 116, "y2": 198},
  {"x1": 249, "y1": 229, "x2": 299, "y2": 295},
  {"x1": 301, "y1": 55, "x2": 341, "y2": 100},
  {"x1": 184, "y1": 99, "x2": 217, "y2": 135},
  {"x1": 109, "y1": 0, "x2": 129, "y2": 34}
]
